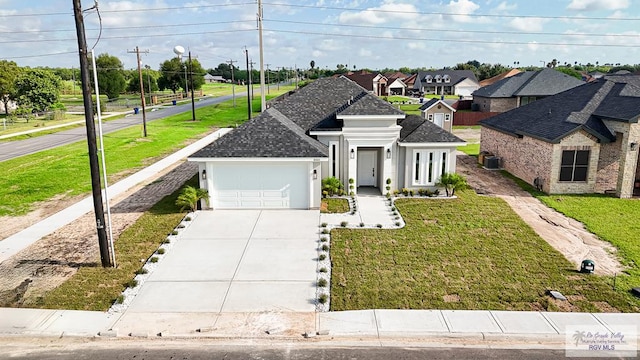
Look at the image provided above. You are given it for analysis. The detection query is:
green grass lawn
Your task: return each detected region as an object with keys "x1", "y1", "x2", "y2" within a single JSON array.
[
  {"x1": 37, "y1": 176, "x2": 195, "y2": 310},
  {"x1": 330, "y1": 190, "x2": 639, "y2": 312},
  {"x1": 457, "y1": 143, "x2": 480, "y2": 156},
  {"x1": 0, "y1": 97, "x2": 266, "y2": 216},
  {"x1": 0, "y1": 114, "x2": 86, "y2": 137},
  {"x1": 321, "y1": 198, "x2": 350, "y2": 213}
]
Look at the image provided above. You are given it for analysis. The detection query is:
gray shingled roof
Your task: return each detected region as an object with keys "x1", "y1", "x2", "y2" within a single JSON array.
[
  {"x1": 338, "y1": 92, "x2": 405, "y2": 116},
  {"x1": 189, "y1": 107, "x2": 328, "y2": 158},
  {"x1": 418, "y1": 98, "x2": 439, "y2": 111},
  {"x1": 399, "y1": 115, "x2": 465, "y2": 143},
  {"x1": 473, "y1": 68, "x2": 584, "y2": 98},
  {"x1": 414, "y1": 70, "x2": 478, "y2": 90},
  {"x1": 480, "y1": 78, "x2": 640, "y2": 144}
]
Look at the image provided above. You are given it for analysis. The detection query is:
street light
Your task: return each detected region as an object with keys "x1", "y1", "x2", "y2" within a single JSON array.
[
  {"x1": 144, "y1": 65, "x2": 151, "y2": 105},
  {"x1": 173, "y1": 45, "x2": 196, "y2": 121}
]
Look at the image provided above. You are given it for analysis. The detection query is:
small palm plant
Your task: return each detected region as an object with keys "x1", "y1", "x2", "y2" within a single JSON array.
[
  {"x1": 175, "y1": 185, "x2": 209, "y2": 212},
  {"x1": 437, "y1": 173, "x2": 468, "y2": 197}
]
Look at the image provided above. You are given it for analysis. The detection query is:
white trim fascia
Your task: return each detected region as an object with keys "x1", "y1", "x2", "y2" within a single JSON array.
[
  {"x1": 399, "y1": 142, "x2": 466, "y2": 147},
  {"x1": 188, "y1": 157, "x2": 328, "y2": 162},
  {"x1": 309, "y1": 130, "x2": 343, "y2": 136},
  {"x1": 337, "y1": 114, "x2": 406, "y2": 121}
]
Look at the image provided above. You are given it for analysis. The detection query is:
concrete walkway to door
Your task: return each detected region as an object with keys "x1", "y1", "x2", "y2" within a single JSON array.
[{"x1": 117, "y1": 210, "x2": 320, "y2": 317}]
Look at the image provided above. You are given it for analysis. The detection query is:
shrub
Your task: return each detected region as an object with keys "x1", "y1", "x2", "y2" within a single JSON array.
[
  {"x1": 321, "y1": 222, "x2": 328, "y2": 228},
  {"x1": 349, "y1": 178, "x2": 355, "y2": 184},
  {"x1": 393, "y1": 189, "x2": 400, "y2": 196},
  {"x1": 322, "y1": 177, "x2": 344, "y2": 196},
  {"x1": 124, "y1": 279, "x2": 138, "y2": 288},
  {"x1": 135, "y1": 268, "x2": 148, "y2": 275},
  {"x1": 319, "y1": 267, "x2": 328, "y2": 273},
  {"x1": 401, "y1": 188, "x2": 409, "y2": 196},
  {"x1": 395, "y1": 222, "x2": 401, "y2": 227},
  {"x1": 170, "y1": 230, "x2": 178, "y2": 235},
  {"x1": 319, "y1": 254, "x2": 327, "y2": 261},
  {"x1": 184, "y1": 216, "x2": 192, "y2": 221},
  {"x1": 409, "y1": 190, "x2": 414, "y2": 197},
  {"x1": 376, "y1": 224, "x2": 383, "y2": 228},
  {"x1": 391, "y1": 206, "x2": 396, "y2": 211},
  {"x1": 163, "y1": 238, "x2": 171, "y2": 244},
  {"x1": 175, "y1": 185, "x2": 209, "y2": 212},
  {"x1": 317, "y1": 278, "x2": 328, "y2": 287},
  {"x1": 386, "y1": 178, "x2": 391, "y2": 185},
  {"x1": 321, "y1": 244, "x2": 329, "y2": 251},
  {"x1": 115, "y1": 295, "x2": 125, "y2": 304},
  {"x1": 150, "y1": 256, "x2": 159, "y2": 263},
  {"x1": 321, "y1": 229, "x2": 330, "y2": 234},
  {"x1": 320, "y1": 236, "x2": 328, "y2": 242},
  {"x1": 359, "y1": 222, "x2": 365, "y2": 227},
  {"x1": 437, "y1": 173, "x2": 469, "y2": 197},
  {"x1": 156, "y1": 248, "x2": 165, "y2": 255},
  {"x1": 177, "y1": 224, "x2": 185, "y2": 229},
  {"x1": 318, "y1": 294, "x2": 328, "y2": 304}
]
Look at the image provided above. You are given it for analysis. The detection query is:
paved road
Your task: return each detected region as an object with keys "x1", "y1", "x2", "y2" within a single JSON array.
[{"x1": 0, "y1": 94, "x2": 237, "y2": 163}]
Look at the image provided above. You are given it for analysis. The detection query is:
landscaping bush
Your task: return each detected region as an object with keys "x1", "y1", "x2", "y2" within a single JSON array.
[{"x1": 322, "y1": 177, "x2": 344, "y2": 196}]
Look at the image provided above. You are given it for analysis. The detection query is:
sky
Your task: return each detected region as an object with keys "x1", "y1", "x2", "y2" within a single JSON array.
[{"x1": 1, "y1": 0, "x2": 640, "y2": 72}]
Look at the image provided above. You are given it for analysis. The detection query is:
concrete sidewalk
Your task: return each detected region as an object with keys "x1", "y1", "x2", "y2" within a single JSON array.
[{"x1": 0, "y1": 128, "x2": 232, "y2": 264}]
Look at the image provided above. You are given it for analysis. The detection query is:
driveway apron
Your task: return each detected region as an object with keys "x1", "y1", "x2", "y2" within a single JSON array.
[{"x1": 124, "y1": 210, "x2": 319, "y2": 314}]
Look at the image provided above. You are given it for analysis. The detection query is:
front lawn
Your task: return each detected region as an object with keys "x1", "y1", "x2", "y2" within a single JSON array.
[
  {"x1": 456, "y1": 143, "x2": 480, "y2": 156},
  {"x1": 330, "y1": 190, "x2": 638, "y2": 312},
  {"x1": 321, "y1": 198, "x2": 350, "y2": 213}
]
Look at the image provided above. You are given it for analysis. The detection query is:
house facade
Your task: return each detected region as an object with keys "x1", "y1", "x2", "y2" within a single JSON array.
[
  {"x1": 414, "y1": 70, "x2": 479, "y2": 97},
  {"x1": 480, "y1": 76, "x2": 640, "y2": 198},
  {"x1": 342, "y1": 71, "x2": 388, "y2": 96},
  {"x1": 188, "y1": 77, "x2": 465, "y2": 209},
  {"x1": 473, "y1": 68, "x2": 584, "y2": 113},
  {"x1": 419, "y1": 98, "x2": 455, "y2": 132}
]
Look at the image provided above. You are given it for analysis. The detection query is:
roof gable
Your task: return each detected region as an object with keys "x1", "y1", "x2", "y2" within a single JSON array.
[
  {"x1": 473, "y1": 68, "x2": 583, "y2": 98},
  {"x1": 399, "y1": 115, "x2": 465, "y2": 143},
  {"x1": 418, "y1": 98, "x2": 456, "y2": 112}
]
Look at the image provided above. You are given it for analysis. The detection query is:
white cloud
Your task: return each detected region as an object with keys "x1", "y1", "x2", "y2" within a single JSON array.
[
  {"x1": 494, "y1": 1, "x2": 517, "y2": 12},
  {"x1": 567, "y1": 0, "x2": 629, "y2": 11},
  {"x1": 508, "y1": 17, "x2": 549, "y2": 31},
  {"x1": 527, "y1": 41, "x2": 540, "y2": 51},
  {"x1": 443, "y1": 0, "x2": 490, "y2": 23},
  {"x1": 338, "y1": 3, "x2": 419, "y2": 25}
]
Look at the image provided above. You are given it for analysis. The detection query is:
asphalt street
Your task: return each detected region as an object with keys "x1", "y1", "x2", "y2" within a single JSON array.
[{"x1": 0, "y1": 94, "x2": 235, "y2": 163}]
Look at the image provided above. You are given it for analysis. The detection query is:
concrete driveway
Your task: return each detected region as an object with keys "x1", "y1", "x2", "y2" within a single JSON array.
[{"x1": 125, "y1": 210, "x2": 320, "y2": 313}]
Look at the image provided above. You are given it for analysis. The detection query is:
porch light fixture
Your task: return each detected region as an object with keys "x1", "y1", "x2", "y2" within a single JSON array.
[
  {"x1": 631, "y1": 142, "x2": 638, "y2": 151},
  {"x1": 313, "y1": 169, "x2": 318, "y2": 180},
  {"x1": 201, "y1": 169, "x2": 207, "y2": 180},
  {"x1": 386, "y1": 148, "x2": 391, "y2": 159},
  {"x1": 350, "y1": 148, "x2": 355, "y2": 159}
]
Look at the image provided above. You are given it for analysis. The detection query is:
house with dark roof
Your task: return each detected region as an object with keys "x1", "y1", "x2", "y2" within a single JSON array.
[
  {"x1": 418, "y1": 98, "x2": 456, "y2": 132},
  {"x1": 188, "y1": 77, "x2": 465, "y2": 209},
  {"x1": 473, "y1": 68, "x2": 584, "y2": 113},
  {"x1": 478, "y1": 68, "x2": 521, "y2": 87},
  {"x1": 480, "y1": 76, "x2": 640, "y2": 198},
  {"x1": 341, "y1": 71, "x2": 387, "y2": 96},
  {"x1": 414, "y1": 70, "x2": 479, "y2": 98}
]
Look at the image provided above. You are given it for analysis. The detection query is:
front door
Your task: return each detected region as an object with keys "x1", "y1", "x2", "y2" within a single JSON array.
[
  {"x1": 434, "y1": 113, "x2": 444, "y2": 128},
  {"x1": 357, "y1": 150, "x2": 377, "y2": 187}
]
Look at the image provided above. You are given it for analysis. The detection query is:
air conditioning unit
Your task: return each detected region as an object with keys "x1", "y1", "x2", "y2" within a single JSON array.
[{"x1": 484, "y1": 156, "x2": 502, "y2": 169}]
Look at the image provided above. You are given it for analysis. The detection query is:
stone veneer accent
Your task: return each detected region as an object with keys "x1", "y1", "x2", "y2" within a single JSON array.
[
  {"x1": 549, "y1": 132, "x2": 599, "y2": 194},
  {"x1": 595, "y1": 133, "x2": 622, "y2": 193},
  {"x1": 480, "y1": 127, "x2": 554, "y2": 192},
  {"x1": 474, "y1": 96, "x2": 518, "y2": 113},
  {"x1": 603, "y1": 121, "x2": 640, "y2": 198}
]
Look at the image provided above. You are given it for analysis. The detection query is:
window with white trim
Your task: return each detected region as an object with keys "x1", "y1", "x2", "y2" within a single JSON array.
[
  {"x1": 445, "y1": 113, "x2": 451, "y2": 121},
  {"x1": 412, "y1": 149, "x2": 450, "y2": 186},
  {"x1": 428, "y1": 113, "x2": 433, "y2": 121}
]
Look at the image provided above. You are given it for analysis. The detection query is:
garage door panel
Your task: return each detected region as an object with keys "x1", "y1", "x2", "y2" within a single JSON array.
[{"x1": 211, "y1": 163, "x2": 308, "y2": 209}]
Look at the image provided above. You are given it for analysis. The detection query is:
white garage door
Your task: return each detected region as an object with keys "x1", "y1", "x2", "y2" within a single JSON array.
[{"x1": 211, "y1": 163, "x2": 309, "y2": 209}]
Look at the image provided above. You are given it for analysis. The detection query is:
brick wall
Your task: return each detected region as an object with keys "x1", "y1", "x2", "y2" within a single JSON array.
[
  {"x1": 602, "y1": 121, "x2": 639, "y2": 198},
  {"x1": 595, "y1": 133, "x2": 622, "y2": 193},
  {"x1": 473, "y1": 96, "x2": 517, "y2": 113},
  {"x1": 480, "y1": 127, "x2": 554, "y2": 191}
]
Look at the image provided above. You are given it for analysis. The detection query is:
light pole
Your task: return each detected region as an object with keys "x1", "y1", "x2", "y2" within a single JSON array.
[
  {"x1": 173, "y1": 46, "x2": 188, "y2": 99},
  {"x1": 173, "y1": 45, "x2": 196, "y2": 121}
]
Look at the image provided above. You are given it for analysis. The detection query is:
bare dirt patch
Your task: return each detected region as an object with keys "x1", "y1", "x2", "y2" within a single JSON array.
[
  {"x1": 443, "y1": 294, "x2": 460, "y2": 303},
  {"x1": 0, "y1": 161, "x2": 197, "y2": 307},
  {"x1": 456, "y1": 153, "x2": 624, "y2": 276}
]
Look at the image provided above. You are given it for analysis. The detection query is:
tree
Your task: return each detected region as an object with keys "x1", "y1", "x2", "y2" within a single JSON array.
[
  {"x1": 90, "y1": 53, "x2": 126, "y2": 99},
  {"x1": 437, "y1": 173, "x2": 468, "y2": 197},
  {"x1": 0, "y1": 60, "x2": 21, "y2": 115},
  {"x1": 555, "y1": 67, "x2": 583, "y2": 80},
  {"x1": 188, "y1": 58, "x2": 206, "y2": 91},
  {"x1": 158, "y1": 57, "x2": 184, "y2": 94},
  {"x1": 175, "y1": 185, "x2": 209, "y2": 212},
  {"x1": 127, "y1": 69, "x2": 158, "y2": 93},
  {"x1": 14, "y1": 68, "x2": 61, "y2": 113}
]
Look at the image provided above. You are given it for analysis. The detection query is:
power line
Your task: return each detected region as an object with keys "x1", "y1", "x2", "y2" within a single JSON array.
[{"x1": 0, "y1": 20, "x2": 253, "y2": 34}]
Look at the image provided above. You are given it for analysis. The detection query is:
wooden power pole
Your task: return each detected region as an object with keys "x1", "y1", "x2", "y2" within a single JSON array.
[{"x1": 128, "y1": 46, "x2": 149, "y2": 137}]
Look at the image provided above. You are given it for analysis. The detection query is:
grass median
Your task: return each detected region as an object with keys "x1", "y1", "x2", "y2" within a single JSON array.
[
  {"x1": 330, "y1": 190, "x2": 639, "y2": 312},
  {"x1": 0, "y1": 97, "x2": 265, "y2": 216}
]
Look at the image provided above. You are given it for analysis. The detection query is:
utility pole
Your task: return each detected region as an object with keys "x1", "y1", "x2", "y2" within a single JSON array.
[
  {"x1": 276, "y1": 66, "x2": 281, "y2": 90},
  {"x1": 188, "y1": 50, "x2": 196, "y2": 121},
  {"x1": 227, "y1": 59, "x2": 237, "y2": 107},
  {"x1": 257, "y1": 0, "x2": 266, "y2": 111},
  {"x1": 265, "y1": 63, "x2": 271, "y2": 94},
  {"x1": 249, "y1": 59, "x2": 256, "y2": 100},
  {"x1": 127, "y1": 46, "x2": 149, "y2": 136},
  {"x1": 244, "y1": 47, "x2": 251, "y2": 120},
  {"x1": 72, "y1": 0, "x2": 112, "y2": 268}
]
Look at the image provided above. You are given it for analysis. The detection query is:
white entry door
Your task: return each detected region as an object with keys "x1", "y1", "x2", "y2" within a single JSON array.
[
  {"x1": 357, "y1": 150, "x2": 377, "y2": 187},
  {"x1": 434, "y1": 113, "x2": 444, "y2": 128}
]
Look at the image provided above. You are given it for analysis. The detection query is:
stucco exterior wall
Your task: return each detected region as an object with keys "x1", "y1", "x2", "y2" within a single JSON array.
[
  {"x1": 480, "y1": 127, "x2": 554, "y2": 192},
  {"x1": 549, "y1": 132, "x2": 599, "y2": 194},
  {"x1": 474, "y1": 96, "x2": 517, "y2": 113}
]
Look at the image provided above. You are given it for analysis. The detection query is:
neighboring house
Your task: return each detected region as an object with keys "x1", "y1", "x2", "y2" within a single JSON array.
[
  {"x1": 419, "y1": 98, "x2": 455, "y2": 132},
  {"x1": 188, "y1": 77, "x2": 465, "y2": 209},
  {"x1": 404, "y1": 74, "x2": 418, "y2": 92},
  {"x1": 473, "y1": 68, "x2": 584, "y2": 113},
  {"x1": 342, "y1": 71, "x2": 388, "y2": 96},
  {"x1": 413, "y1": 70, "x2": 479, "y2": 98},
  {"x1": 479, "y1": 76, "x2": 640, "y2": 199},
  {"x1": 204, "y1": 74, "x2": 226, "y2": 83},
  {"x1": 478, "y1": 68, "x2": 521, "y2": 87}
]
